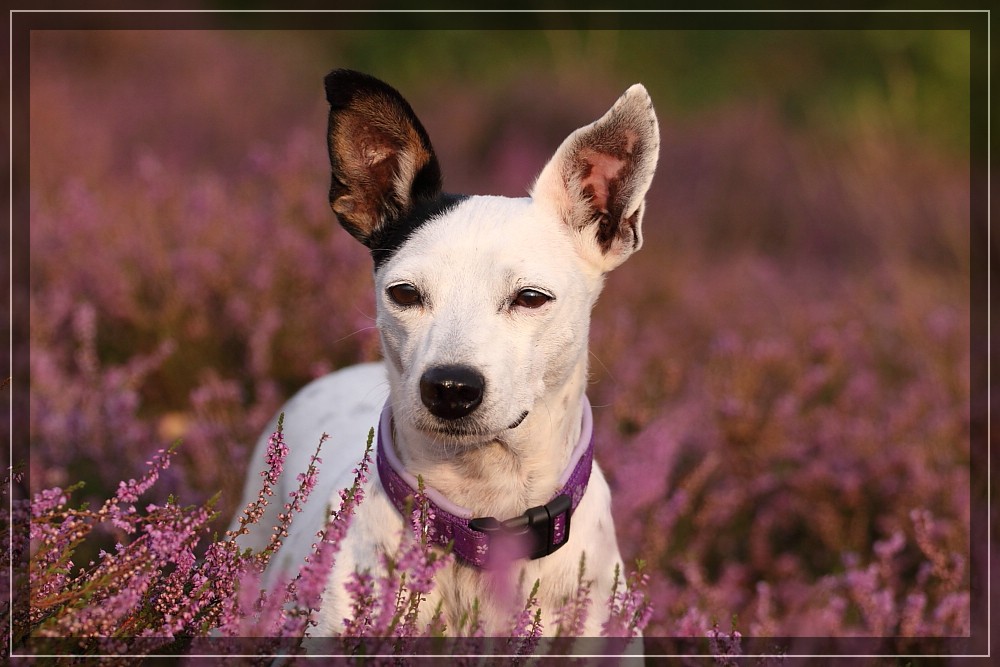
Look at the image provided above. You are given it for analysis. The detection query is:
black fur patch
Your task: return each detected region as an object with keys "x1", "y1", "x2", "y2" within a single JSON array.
[{"x1": 369, "y1": 192, "x2": 469, "y2": 269}]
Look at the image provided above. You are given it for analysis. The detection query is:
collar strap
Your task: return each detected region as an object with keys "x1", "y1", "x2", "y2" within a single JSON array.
[{"x1": 375, "y1": 396, "x2": 594, "y2": 569}]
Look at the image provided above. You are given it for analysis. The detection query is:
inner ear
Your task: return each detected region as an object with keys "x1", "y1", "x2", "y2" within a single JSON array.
[
  {"x1": 578, "y1": 146, "x2": 627, "y2": 216},
  {"x1": 325, "y1": 69, "x2": 442, "y2": 248},
  {"x1": 574, "y1": 140, "x2": 639, "y2": 253},
  {"x1": 532, "y1": 84, "x2": 659, "y2": 271}
]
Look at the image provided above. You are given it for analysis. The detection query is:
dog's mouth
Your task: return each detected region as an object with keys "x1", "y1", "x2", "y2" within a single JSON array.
[
  {"x1": 417, "y1": 410, "x2": 530, "y2": 443},
  {"x1": 507, "y1": 410, "x2": 529, "y2": 429}
]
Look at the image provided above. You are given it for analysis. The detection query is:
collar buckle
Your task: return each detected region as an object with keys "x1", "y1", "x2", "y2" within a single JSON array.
[{"x1": 468, "y1": 493, "x2": 573, "y2": 561}]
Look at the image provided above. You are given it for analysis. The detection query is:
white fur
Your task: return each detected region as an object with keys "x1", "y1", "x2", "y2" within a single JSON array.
[{"x1": 231, "y1": 83, "x2": 659, "y2": 639}]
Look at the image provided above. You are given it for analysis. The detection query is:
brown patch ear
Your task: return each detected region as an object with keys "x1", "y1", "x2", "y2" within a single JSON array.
[
  {"x1": 531, "y1": 84, "x2": 660, "y2": 272},
  {"x1": 324, "y1": 69, "x2": 443, "y2": 247}
]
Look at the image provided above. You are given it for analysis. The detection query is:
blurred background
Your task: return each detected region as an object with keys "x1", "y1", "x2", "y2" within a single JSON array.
[{"x1": 23, "y1": 23, "x2": 979, "y2": 646}]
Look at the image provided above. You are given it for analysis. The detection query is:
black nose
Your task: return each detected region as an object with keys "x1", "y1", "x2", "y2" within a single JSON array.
[{"x1": 420, "y1": 365, "x2": 485, "y2": 420}]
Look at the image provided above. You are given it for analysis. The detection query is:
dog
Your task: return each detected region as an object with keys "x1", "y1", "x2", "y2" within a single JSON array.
[{"x1": 231, "y1": 69, "x2": 659, "y2": 639}]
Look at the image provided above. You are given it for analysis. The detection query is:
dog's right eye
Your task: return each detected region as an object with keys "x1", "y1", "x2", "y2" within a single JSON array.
[{"x1": 387, "y1": 283, "x2": 422, "y2": 307}]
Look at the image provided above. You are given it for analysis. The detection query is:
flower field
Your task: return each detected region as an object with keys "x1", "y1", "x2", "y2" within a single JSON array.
[{"x1": 12, "y1": 26, "x2": 982, "y2": 661}]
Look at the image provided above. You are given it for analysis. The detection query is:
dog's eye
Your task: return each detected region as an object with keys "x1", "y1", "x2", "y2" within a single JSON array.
[
  {"x1": 513, "y1": 289, "x2": 552, "y2": 310},
  {"x1": 387, "y1": 283, "x2": 422, "y2": 307}
]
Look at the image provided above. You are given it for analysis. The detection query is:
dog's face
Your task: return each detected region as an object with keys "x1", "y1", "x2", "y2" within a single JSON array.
[
  {"x1": 374, "y1": 195, "x2": 598, "y2": 445},
  {"x1": 324, "y1": 70, "x2": 659, "y2": 446}
]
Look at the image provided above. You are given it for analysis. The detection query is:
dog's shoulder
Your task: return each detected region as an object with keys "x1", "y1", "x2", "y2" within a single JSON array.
[
  {"x1": 286, "y1": 361, "x2": 388, "y2": 416},
  {"x1": 232, "y1": 362, "x2": 389, "y2": 559},
  {"x1": 279, "y1": 361, "x2": 388, "y2": 451}
]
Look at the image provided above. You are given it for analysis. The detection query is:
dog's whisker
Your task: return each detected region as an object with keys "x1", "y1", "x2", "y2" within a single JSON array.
[
  {"x1": 588, "y1": 350, "x2": 615, "y2": 384},
  {"x1": 329, "y1": 325, "x2": 379, "y2": 346},
  {"x1": 353, "y1": 306, "x2": 378, "y2": 323}
]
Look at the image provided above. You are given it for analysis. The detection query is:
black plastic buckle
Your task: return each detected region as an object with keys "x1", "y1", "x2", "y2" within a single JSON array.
[{"x1": 468, "y1": 494, "x2": 573, "y2": 560}]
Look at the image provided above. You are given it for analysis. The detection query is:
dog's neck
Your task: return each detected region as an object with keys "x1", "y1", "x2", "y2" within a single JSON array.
[{"x1": 390, "y1": 354, "x2": 588, "y2": 521}]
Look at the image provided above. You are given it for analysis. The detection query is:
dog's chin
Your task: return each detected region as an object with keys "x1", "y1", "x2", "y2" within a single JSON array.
[
  {"x1": 413, "y1": 410, "x2": 530, "y2": 447},
  {"x1": 426, "y1": 426, "x2": 494, "y2": 447}
]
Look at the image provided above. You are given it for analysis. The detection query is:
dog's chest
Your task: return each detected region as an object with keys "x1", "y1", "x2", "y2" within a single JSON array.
[
  {"x1": 356, "y1": 479, "x2": 576, "y2": 634},
  {"x1": 425, "y1": 550, "x2": 580, "y2": 635}
]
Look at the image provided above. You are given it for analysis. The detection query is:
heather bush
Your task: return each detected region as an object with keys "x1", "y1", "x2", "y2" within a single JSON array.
[
  {"x1": 20, "y1": 28, "x2": 976, "y2": 660},
  {"x1": 8, "y1": 419, "x2": 652, "y2": 659}
]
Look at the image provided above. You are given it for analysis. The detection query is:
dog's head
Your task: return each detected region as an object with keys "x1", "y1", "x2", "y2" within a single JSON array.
[{"x1": 325, "y1": 69, "x2": 659, "y2": 446}]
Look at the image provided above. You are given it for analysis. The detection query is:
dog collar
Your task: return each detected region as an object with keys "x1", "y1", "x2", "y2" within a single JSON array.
[{"x1": 375, "y1": 396, "x2": 594, "y2": 569}]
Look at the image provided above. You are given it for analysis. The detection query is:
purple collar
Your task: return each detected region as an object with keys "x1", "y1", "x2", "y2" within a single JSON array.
[{"x1": 375, "y1": 396, "x2": 594, "y2": 569}]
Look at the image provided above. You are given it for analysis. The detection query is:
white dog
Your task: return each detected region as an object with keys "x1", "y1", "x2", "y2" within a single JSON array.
[{"x1": 231, "y1": 69, "x2": 659, "y2": 639}]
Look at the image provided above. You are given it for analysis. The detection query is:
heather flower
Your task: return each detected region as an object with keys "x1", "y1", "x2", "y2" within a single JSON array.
[
  {"x1": 30, "y1": 487, "x2": 68, "y2": 518},
  {"x1": 210, "y1": 558, "x2": 269, "y2": 638},
  {"x1": 341, "y1": 570, "x2": 377, "y2": 638},
  {"x1": 22, "y1": 438, "x2": 257, "y2": 649},
  {"x1": 114, "y1": 447, "x2": 173, "y2": 504},
  {"x1": 707, "y1": 621, "x2": 743, "y2": 667},
  {"x1": 899, "y1": 592, "x2": 928, "y2": 637},
  {"x1": 602, "y1": 561, "x2": 653, "y2": 638},
  {"x1": 338, "y1": 471, "x2": 452, "y2": 652},
  {"x1": 227, "y1": 417, "x2": 289, "y2": 545},
  {"x1": 506, "y1": 578, "x2": 543, "y2": 656},
  {"x1": 553, "y1": 553, "x2": 593, "y2": 638},
  {"x1": 279, "y1": 429, "x2": 372, "y2": 640}
]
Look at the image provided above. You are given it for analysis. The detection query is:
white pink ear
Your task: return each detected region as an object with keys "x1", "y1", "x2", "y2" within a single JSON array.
[{"x1": 531, "y1": 84, "x2": 660, "y2": 272}]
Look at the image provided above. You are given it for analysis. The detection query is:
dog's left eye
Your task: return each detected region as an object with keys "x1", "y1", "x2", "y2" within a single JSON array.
[
  {"x1": 513, "y1": 289, "x2": 552, "y2": 309},
  {"x1": 387, "y1": 283, "x2": 422, "y2": 307}
]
